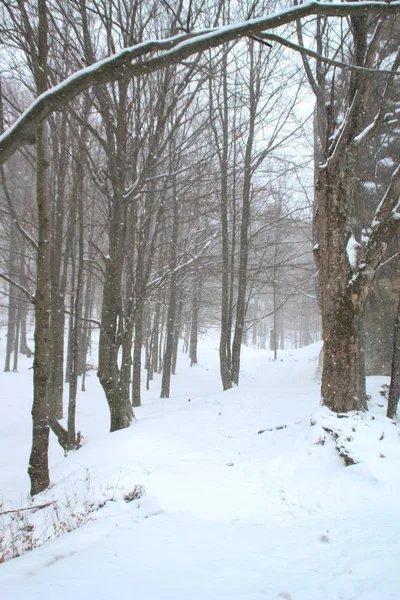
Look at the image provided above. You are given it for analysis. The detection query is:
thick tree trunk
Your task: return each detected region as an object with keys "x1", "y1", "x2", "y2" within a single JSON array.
[
  {"x1": 315, "y1": 163, "x2": 367, "y2": 413},
  {"x1": 98, "y1": 226, "x2": 134, "y2": 431}
]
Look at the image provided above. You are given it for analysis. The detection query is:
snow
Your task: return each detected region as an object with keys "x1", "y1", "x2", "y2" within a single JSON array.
[
  {"x1": 1, "y1": 333, "x2": 400, "y2": 599},
  {"x1": 346, "y1": 234, "x2": 360, "y2": 270},
  {"x1": 379, "y1": 157, "x2": 395, "y2": 168},
  {"x1": 361, "y1": 181, "x2": 376, "y2": 191},
  {"x1": 354, "y1": 119, "x2": 377, "y2": 144}
]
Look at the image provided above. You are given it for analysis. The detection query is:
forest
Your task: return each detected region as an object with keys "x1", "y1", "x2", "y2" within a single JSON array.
[{"x1": 0, "y1": 0, "x2": 399, "y2": 529}]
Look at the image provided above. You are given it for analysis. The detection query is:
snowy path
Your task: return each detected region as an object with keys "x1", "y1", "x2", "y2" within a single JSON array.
[{"x1": 1, "y1": 336, "x2": 400, "y2": 599}]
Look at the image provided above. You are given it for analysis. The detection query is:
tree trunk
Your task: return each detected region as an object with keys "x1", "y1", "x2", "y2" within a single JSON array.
[
  {"x1": 12, "y1": 300, "x2": 20, "y2": 372},
  {"x1": 67, "y1": 139, "x2": 86, "y2": 448},
  {"x1": 152, "y1": 301, "x2": 160, "y2": 376},
  {"x1": 98, "y1": 215, "x2": 134, "y2": 430},
  {"x1": 28, "y1": 119, "x2": 51, "y2": 496},
  {"x1": 48, "y1": 205, "x2": 75, "y2": 418},
  {"x1": 172, "y1": 297, "x2": 183, "y2": 375},
  {"x1": 48, "y1": 113, "x2": 68, "y2": 419},
  {"x1": 28, "y1": 0, "x2": 51, "y2": 496},
  {"x1": 315, "y1": 163, "x2": 367, "y2": 413},
  {"x1": 160, "y1": 190, "x2": 179, "y2": 399},
  {"x1": 231, "y1": 42, "x2": 256, "y2": 386},
  {"x1": 190, "y1": 281, "x2": 200, "y2": 367},
  {"x1": 132, "y1": 302, "x2": 144, "y2": 408},
  {"x1": 217, "y1": 54, "x2": 233, "y2": 392},
  {"x1": 4, "y1": 221, "x2": 18, "y2": 372},
  {"x1": 387, "y1": 293, "x2": 400, "y2": 419},
  {"x1": 18, "y1": 253, "x2": 32, "y2": 357}
]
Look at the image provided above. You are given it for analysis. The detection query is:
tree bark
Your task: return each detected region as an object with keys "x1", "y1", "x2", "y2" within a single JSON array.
[
  {"x1": 216, "y1": 53, "x2": 232, "y2": 391},
  {"x1": 4, "y1": 222, "x2": 17, "y2": 372},
  {"x1": 190, "y1": 278, "x2": 200, "y2": 367},
  {"x1": 172, "y1": 297, "x2": 183, "y2": 375},
  {"x1": 160, "y1": 189, "x2": 179, "y2": 399},
  {"x1": 28, "y1": 0, "x2": 51, "y2": 496},
  {"x1": 28, "y1": 118, "x2": 51, "y2": 496},
  {"x1": 315, "y1": 162, "x2": 367, "y2": 413},
  {"x1": 231, "y1": 41, "x2": 256, "y2": 385},
  {"x1": 387, "y1": 293, "x2": 400, "y2": 419}
]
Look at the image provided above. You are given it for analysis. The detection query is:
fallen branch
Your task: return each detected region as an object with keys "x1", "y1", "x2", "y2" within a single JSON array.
[
  {"x1": 258, "y1": 424, "x2": 287, "y2": 434},
  {"x1": 322, "y1": 426, "x2": 358, "y2": 466},
  {"x1": 0, "y1": 501, "x2": 54, "y2": 516}
]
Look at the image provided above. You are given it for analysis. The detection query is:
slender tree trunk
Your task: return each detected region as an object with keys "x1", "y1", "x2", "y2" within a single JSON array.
[
  {"x1": 28, "y1": 0, "x2": 51, "y2": 496},
  {"x1": 67, "y1": 137, "x2": 86, "y2": 447},
  {"x1": 19, "y1": 253, "x2": 32, "y2": 357},
  {"x1": 231, "y1": 42, "x2": 256, "y2": 386},
  {"x1": 152, "y1": 301, "x2": 160, "y2": 376},
  {"x1": 132, "y1": 302, "x2": 144, "y2": 407},
  {"x1": 48, "y1": 114, "x2": 68, "y2": 419},
  {"x1": 387, "y1": 293, "x2": 400, "y2": 419},
  {"x1": 160, "y1": 190, "x2": 179, "y2": 399},
  {"x1": 146, "y1": 321, "x2": 154, "y2": 391},
  {"x1": 4, "y1": 223, "x2": 17, "y2": 372},
  {"x1": 78, "y1": 231, "x2": 95, "y2": 379},
  {"x1": 12, "y1": 299, "x2": 20, "y2": 372},
  {"x1": 217, "y1": 54, "x2": 233, "y2": 392},
  {"x1": 172, "y1": 297, "x2": 183, "y2": 375},
  {"x1": 28, "y1": 119, "x2": 51, "y2": 496},
  {"x1": 190, "y1": 280, "x2": 200, "y2": 367},
  {"x1": 65, "y1": 240, "x2": 76, "y2": 384},
  {"x1": 158, "y1": 301, "x2": 165, "y2": 374}
]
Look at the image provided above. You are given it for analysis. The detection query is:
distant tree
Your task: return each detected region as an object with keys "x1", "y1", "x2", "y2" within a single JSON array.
[{"x1": 387, "y1": 291, "x2": 400, "y2": 419}]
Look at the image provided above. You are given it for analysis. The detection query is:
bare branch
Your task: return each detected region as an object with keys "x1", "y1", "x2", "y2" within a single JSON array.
[
  {"x1": 0, "y1": 2, "x2": 399, "y2": 163},
  {"x1": 0, "y1": 271, "x2": 35, "y2": 303}
]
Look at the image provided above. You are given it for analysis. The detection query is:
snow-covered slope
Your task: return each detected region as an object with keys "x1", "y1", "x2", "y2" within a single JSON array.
[{"x1": 1, "y1": 334, "x2": 399, "y2": 599}]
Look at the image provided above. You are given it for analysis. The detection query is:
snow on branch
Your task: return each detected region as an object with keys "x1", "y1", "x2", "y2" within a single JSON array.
[
  {"x1": 147, "y1": 231, "x2": 217, "y2": 290},
  {"x1": 350, "y1": 164, "x2": 400, "y2": 302},
  {"x1": 0, "y1": 272, "x2": 35, "y2": 304},
  {"x1": 256, "y1": 32, "x2": 400, "y2": 76},
  {"x1": 0, "y1": 2, "x2": 399, "y2": 164}
]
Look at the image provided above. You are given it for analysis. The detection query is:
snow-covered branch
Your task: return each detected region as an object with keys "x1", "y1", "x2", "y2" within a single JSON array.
[
  {"x1": 0, "y1": 272, "x2": 35, "y2": 304},
  {"x1": 147, "y1": 232, "x2": 217, "y2": 290},
  {"x1": 351, "y1": 164, "x2": 400, "y2": 303},
  {"x1": 0, "y1": 2, "x2": 399, "y2": 164}
]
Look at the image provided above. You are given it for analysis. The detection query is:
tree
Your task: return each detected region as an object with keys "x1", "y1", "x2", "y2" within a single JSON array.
[
  {"x1": 297, "y1": 9, "x2": 400, "y2": 411},
  {"x1": 387, "y1": 291, "x2": 400, "y2": 419}
]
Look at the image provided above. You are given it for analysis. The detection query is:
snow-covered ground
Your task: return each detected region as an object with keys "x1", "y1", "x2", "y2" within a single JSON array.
[{"x1": 1, "y1": 332, "x2": 400, "y2": 599}]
